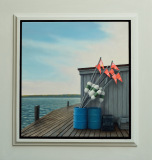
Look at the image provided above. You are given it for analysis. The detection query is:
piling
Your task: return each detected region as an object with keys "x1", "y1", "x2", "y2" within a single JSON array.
[
  {"x1": 67, "y1": 101, "x2": 69, "y2": 107},
  {"x1": 35, "y1": 105, "x2": 40, "y2": 121}
]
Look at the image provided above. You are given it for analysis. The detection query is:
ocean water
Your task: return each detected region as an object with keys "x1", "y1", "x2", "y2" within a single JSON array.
[{"x1": 21, "y1": 97, "x2": 80, "y2": 129}]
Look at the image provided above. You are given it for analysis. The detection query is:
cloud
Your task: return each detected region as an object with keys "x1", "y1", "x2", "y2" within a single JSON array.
[
  {"x1": 75, "y1": 22, "x2": 129, "y2": 66},
  {"x1": 22, "y1": 22, "x2": 129, "y2": 95}
]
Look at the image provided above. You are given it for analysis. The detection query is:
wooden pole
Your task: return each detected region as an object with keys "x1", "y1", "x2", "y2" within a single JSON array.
[
  {"x1": 35, "y1": 105, "x2": 40, "y2": 121},
  {"x1": 67, "y1": 101, "x2": 69, "y2": 107}
]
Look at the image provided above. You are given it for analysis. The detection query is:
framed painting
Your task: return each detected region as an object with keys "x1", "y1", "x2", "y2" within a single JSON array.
[{"x1": 13, "y1": 13, "x2": 138, "y2": 146}]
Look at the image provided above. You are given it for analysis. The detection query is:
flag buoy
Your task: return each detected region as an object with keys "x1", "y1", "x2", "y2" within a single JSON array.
[
  {"x1": 99, "y1": 94, "x2": 105, "y2": 103},
  {"x1": 84, "y1": 81, "x2": 92, "y2": 93},
  {"x1": 101, "y1": 90, "x2": 105, "y2": 95},
  {"x1": 99, "y1": 98, "x2": 104, "y2": 103},
  {"x1": 89, "y1": 85, "x2": 99, "y2": 97}
]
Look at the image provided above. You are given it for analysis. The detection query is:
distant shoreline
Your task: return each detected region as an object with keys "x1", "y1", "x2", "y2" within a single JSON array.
[{"x1": 22, "y1": 94, "x2": 81, "y2": 98}]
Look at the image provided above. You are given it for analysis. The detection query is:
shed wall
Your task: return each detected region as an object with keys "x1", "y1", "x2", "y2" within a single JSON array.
[{"x1": 79, "y1": 66, "x2": 129, "y2": 121}]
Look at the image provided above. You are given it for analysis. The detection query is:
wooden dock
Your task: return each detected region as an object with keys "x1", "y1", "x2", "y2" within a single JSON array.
[{"x1": 21, "y1": 104, "x2": 129, "y2": 138}]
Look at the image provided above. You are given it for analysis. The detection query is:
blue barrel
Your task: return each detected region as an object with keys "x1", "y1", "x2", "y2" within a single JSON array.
[
  {"x1": 88, "y1": 107, "x2": 101, "y2": 129},
  {"x1": 73, "y1": 107, "x2": 87, "y2": 129}
]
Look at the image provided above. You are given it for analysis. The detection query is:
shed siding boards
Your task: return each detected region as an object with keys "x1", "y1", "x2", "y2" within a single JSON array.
[{"x1": 78, "y1": 65, "x2": 129, "y2": 121}]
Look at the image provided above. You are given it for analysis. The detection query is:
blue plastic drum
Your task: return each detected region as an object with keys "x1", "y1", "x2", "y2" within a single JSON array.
[
  {"x1": 73, "y1": 107, "x2": 87, "y2": 129},
  {"x1": 88, "y1": 107, "x2": 101, "y2": 129}
]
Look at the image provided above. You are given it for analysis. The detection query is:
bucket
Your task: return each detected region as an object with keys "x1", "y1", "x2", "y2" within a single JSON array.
[
  {"x1": 73, "y1": 107, "x2": 87, "y2": 129},
  {"x1": 88, "y1": 107, "x2": 101, "y2": 129}
]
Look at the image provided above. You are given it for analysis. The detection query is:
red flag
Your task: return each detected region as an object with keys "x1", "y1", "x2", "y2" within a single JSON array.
[
  {"x1": 99, "y1": 59, "x2": 104, "y2": 69},
  {"x1": 111, "y1": 63, "x2": 119, "y2": 70},
  {"x1": 104, "y1": 69, "x2": 110, "y2": 78},
  {"x1": 116, "y1": 73, "x2": 123, "y2": 82},
  {"x1": 112, "y1": 74, "x2": 117, "y2": 84},
  {"x1": 109, "y1": 69, "x2": 114, "y2": 75},
  {"x1": 96, "y1": 63, "x2": 101, "y2": 74}
]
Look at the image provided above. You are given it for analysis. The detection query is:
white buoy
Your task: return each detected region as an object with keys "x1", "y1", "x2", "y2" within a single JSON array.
[
  {"x1": 88, "y1": 84, "x2": 95, "y2": 96},
  {"x1": 91, "y1": 95, "x2": 96, "y2": 100},
  {"x1": 99, "y1": 98, "x2": 104, "y2": 103},
  {"x1": 97, "y1": 90, "x2": 102, "y2": 95},
  {"x1": 95, "y1": 85, "x2": 99, "y2": 90},
  {"x1": 101, "y1": 90, "x2": 105, "y2": 95},
  {"x1": 87, "y1": 81, "x2": 92, "y2": 86},
  {"x1": 89, "y1": 85, "x2": 100, "y2": 97},
  {"x1": 89, "y1": 90, "x2": 94, "y2": 97},
  {"x1": 84, "y1": 82, "x2": 93, "y2": 93},
  {"x1": 99, "y1": 87, "x2": 102, "y2": 90},
  {"x1": 84, "y1": 88, "x2": 89, "y2": 93},
  {"x1": 92, "y1": 84, "x2": 96, "y2": 88}
]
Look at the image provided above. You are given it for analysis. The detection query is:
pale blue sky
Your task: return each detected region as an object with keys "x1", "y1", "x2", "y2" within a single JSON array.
[{"x1": 22, "y1": 21, "x2": 129, "y2": 95}]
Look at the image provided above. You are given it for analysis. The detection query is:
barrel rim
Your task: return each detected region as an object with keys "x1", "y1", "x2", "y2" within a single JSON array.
[{"x1": 74, "y1": 107, "x2": 87, "y2": 110}]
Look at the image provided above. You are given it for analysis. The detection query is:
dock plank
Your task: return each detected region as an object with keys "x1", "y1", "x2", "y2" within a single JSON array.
[
  {"x1": 126, "y1": 130, "x2": 129, "y2": 135},
  {"x1": 94, "y1": 130, "x2": 100, "y2": 137},
  {"x1": 45, "y1": 118, "x2": 73, "y2": 137},
  {"x1": 21, "y1": 104, "x2": 129, "y2": 138},
  {"x1": 70, "y1": 129, "x2": 78, "y2": 137},
  {"x1": 22, "y1": 111, "x2": 69, "y2": 136},
  {"x1": 79, "y1": 129, "x2": 87, "y2": 137},
  {"x1": 21, "y1": 104, "x2": 77, "y2": 137},
  {"x1": 121, "y1": 130, "x2": 129, "y2": 137},
  {"x1": 100, "y1": 131, "x2": 107, "y2": 137},
  {"x1": 62, "y1": 125, "x2": 75, "y2": 137},
  {"x1": 110, "y1": 131, "x2": 117, "y2": 137},
  {"x1": 27, "y1": 115, "x2": 72, "y2": 137},
  {"x1": 57, "y1": 123, "x2": 73, "y2": 137},
  {"x1": 22, "y1": 110, "x2": 64, "y2": 135},
  {"x1": 106, "y1": 132, "x2": 111, "y2": 137},
  {"x1": 75, "y1": 129, "x2": 83, "y2": 137},
  {"x1": 115, "y1": 124, "x2": 123, "y2": 137},
  {"x1": 84, "y1": 129, "x2": 91, "y2": 137},
  {"x1": 89, "y1": 130, "x2": 95, "y2": 137}
]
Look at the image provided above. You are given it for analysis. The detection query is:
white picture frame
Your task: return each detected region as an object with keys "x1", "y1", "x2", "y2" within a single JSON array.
[{"x1": 13, "y1": 13, "x2": 138, "y2": 146}]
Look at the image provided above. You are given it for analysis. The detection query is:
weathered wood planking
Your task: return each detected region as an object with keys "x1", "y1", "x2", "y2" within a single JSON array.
[
  {"x1": 21, "y1": 104, "x2": 78, "y2": 137},
  {"x1": 21, "y1": 104, "x2": 129, "y2": 138},
  {"x1": 78, "y1": 65, "x2": 129, "y2": 121}
]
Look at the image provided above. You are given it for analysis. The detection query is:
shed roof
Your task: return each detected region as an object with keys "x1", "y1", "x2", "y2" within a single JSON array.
[
  {"x1": 78, "y1": 64, "x2": 129, "y2": 75},
  {"x1": 78, "y1": 64, "x2": 129, "y2": 71}
]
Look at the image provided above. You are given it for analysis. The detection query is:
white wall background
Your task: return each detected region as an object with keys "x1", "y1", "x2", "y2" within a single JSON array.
[{"x1": 0, "y1": 0, "x2": 152, "y2": 160}]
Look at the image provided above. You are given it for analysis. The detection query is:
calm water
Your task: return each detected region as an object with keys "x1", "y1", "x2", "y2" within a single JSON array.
[{"x1": 21, "y1": 97, "x2": 80, "y2": 129}]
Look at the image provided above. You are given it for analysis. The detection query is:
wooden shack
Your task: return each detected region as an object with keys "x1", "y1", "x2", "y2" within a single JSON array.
[{"x1": 78, "y1": 64, "x2": 130, "y2": 122}]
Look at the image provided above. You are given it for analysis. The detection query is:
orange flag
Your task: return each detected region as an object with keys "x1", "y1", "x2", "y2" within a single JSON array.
[
  {"x1": 111, "y1": 63, "x2": 119, "y2": 70},
  {"x1": 104, "y1": 69, "x2": 111, "y2": 78},
  {"x1": 99, "y1": 59, "x2": 104, "y2": 69},
  {"x1": 109, "y1": 69, "x2": 114, "y2": 75},
  {"x1": 112, "y1": 74, "x2": 117, "y2": 84},
  {"x1": 116, "y1": 73, "x2": 123, "y2": 82},
  {"x1": 96, "y1": 63, "x2": 101, "y2": 74},
  {"x1": 109, "y1": 69, "x2": 117, "y2": 84}
]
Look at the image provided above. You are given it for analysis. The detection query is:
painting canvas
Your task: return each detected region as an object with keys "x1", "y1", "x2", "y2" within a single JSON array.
[{"x1": 20, "y1": 20, "x2": 131, "y2": 139}]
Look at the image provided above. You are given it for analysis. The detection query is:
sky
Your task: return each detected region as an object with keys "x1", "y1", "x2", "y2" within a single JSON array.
[{"x1": 22, "y1": 21, "x2": 129, "y2": 95}]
